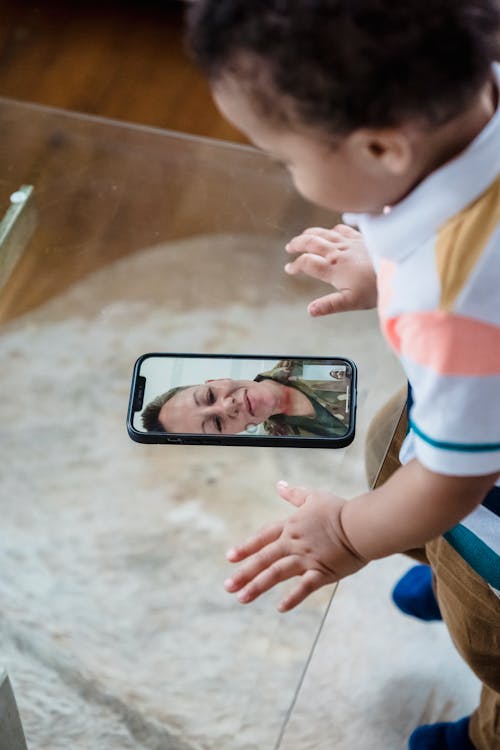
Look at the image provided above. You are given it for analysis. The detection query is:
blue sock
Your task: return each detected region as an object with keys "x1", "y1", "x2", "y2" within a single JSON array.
[
  {"x1": 409, "y1": 716, "x2": 474, "y2": 749},
  {"x1": 392, "y1": 564, "x2": 442, "y2": 621}
]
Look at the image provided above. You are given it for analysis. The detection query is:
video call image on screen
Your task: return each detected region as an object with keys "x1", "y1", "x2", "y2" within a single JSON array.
[{"x1": 134, "y1": 356, "x2": 353, "y2": 439}]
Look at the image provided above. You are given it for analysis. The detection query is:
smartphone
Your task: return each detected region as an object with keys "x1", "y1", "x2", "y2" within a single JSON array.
[{"x1": 127, "y1": 353, "x2": 357, "y2": 448}]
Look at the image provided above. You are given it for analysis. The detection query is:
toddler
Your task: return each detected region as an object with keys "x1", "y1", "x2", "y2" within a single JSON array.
[{"x1": 187, "y1": 3, "x2": 500, "y2": 748}]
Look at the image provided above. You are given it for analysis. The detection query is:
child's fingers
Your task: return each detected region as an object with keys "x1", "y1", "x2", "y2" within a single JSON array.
[
  {"x1": 232, "y1": 556, "x2": 303, "y2": 604},
  {"x1": 286, "y1": 237, "x2": 332, "y2": 257},
  {"x1": 276, "y1": 481, "x2": 310, "y2": 507},
  {"x1": 301, "y1": 226, "x2": 335, "y2": 238},
  {"x1": 308, "y1": 290, "x2": 355, "y2": 317},
  {"x1": 285, "y1": 253, "x2": 336, "y2": 282},
  {"x1": 226, "y1": 521, "x2": 283, "y2": 563},
  {"x1": 285, "y1": 225, "x2": 359, "y2": 255},
  {"x1": 332, "y1": 223, "x2": 360, "y2": 239},
  {"x1": 286, "y1": 227, "x2": 334, "y2": 247},
  {"x1": 286, "y1": 234, "x2": 341, "y2": 258},
  {"x1": 278, "y1": 569, "x2": 326, "y2": 612},
  {"x1": 225, "y1": 537, "x2": 286, "y2": 593},
  {"x1": 301, "y1": 226, "x2": 352, "y2": 241}
]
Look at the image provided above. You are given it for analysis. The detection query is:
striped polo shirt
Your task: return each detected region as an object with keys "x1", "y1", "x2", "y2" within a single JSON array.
[{"x1": 345, "y1": 64, "x2": 500, "y2": 593}]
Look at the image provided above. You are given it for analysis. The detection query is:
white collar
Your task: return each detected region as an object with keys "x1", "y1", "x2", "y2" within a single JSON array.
[{"x1": 344, "y1": 63, "x2": 500, "y2": 260}]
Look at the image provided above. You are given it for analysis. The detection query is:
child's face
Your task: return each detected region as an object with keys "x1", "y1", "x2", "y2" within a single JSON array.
[{"x1": 214, "y1": 78, "x2": 417, "y2": 214}]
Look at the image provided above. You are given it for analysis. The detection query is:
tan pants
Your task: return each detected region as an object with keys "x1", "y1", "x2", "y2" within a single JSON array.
[{"x1": 366, "y1": 389, "x2": 500, "y2": 750}]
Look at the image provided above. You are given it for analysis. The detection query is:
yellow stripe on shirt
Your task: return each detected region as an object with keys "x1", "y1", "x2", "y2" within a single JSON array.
[{"x1": 436, "y1": 173, "x2": 500, "y2": 311}]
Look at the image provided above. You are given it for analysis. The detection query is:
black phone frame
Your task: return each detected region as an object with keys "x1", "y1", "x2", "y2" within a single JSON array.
[{"x1": 127, "y1": 352, "x2": 357, "y2": 448}]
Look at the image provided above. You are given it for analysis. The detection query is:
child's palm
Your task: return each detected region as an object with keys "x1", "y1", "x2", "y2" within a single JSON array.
[
  {"x1": 224, "y1": 483, "x2": 366, "y2": 611},
  {"x1": 285, "y1": 224, "x2": 377, "y2": 316}
]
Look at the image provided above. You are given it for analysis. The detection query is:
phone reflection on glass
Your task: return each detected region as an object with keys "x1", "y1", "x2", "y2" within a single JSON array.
[{"x1": 127, "y1": 353, "x2": 357, "y2": 447}]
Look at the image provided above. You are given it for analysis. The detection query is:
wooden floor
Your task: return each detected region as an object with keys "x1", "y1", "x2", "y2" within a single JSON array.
[{"x1": 0, "y1": 0, "x2": 245, "y2": 142}]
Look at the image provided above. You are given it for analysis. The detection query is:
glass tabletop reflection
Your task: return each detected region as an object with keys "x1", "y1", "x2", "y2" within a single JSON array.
[{"x1": 0, "y1": 99, "x2": 403, "y2": 750}]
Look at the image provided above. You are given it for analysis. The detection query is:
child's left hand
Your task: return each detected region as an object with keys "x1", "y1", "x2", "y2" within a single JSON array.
[{"x1": 224, "y1": 481, "x2": 367, "y2": 611}]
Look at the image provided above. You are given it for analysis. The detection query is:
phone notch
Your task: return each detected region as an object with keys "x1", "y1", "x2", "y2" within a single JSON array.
[{"x1": 133, "y1": 376, "x2": 146, "y2": 412}]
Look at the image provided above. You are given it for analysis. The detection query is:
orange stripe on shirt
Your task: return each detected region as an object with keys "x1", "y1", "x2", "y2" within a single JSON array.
[{"x1": 382, "y1": 311, "x2": 500, "y2": 375}]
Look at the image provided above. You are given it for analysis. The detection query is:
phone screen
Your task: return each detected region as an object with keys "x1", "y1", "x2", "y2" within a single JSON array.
[{"x1": 127, "y1": 353, "x2": 357, "y2": 447}]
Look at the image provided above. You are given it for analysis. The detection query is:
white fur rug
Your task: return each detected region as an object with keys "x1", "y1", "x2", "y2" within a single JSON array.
[{"x1": 0, "y1": 233, "x2": 479, "y2": 750}]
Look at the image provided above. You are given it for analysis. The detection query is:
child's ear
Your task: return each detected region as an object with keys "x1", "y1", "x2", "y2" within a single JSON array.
[{"x1": 351, "y1": 128, "x2": 413, "y2": 176}]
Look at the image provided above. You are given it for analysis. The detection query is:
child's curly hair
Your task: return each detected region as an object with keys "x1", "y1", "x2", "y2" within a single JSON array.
[{"x1": 187, "y1": 0, "x2": 500, "y2": 136}]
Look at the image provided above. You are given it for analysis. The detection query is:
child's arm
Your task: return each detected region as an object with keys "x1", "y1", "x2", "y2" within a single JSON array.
[
  {"x1": 340, "y1": 460, "x2": 498, "y2": 559},
  {"x1": 285, "y1": 224, "x2": 377, "y2": 316},
  {"x1": 224, "y1": 462, "x2": 498, "y2": 611}
]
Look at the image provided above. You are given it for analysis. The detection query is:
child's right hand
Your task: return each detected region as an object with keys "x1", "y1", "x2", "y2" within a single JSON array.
[
  {"x1": 224, "y1": 481, "x2": 367, "y2": 612},
  {"x1": 285, "y1": 224, "x2": 378, "y2": 317}
]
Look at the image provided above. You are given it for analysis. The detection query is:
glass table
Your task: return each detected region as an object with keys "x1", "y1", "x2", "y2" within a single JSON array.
[{"x1": 0, "y1": 99, "x2": 404, "y2": 750}]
